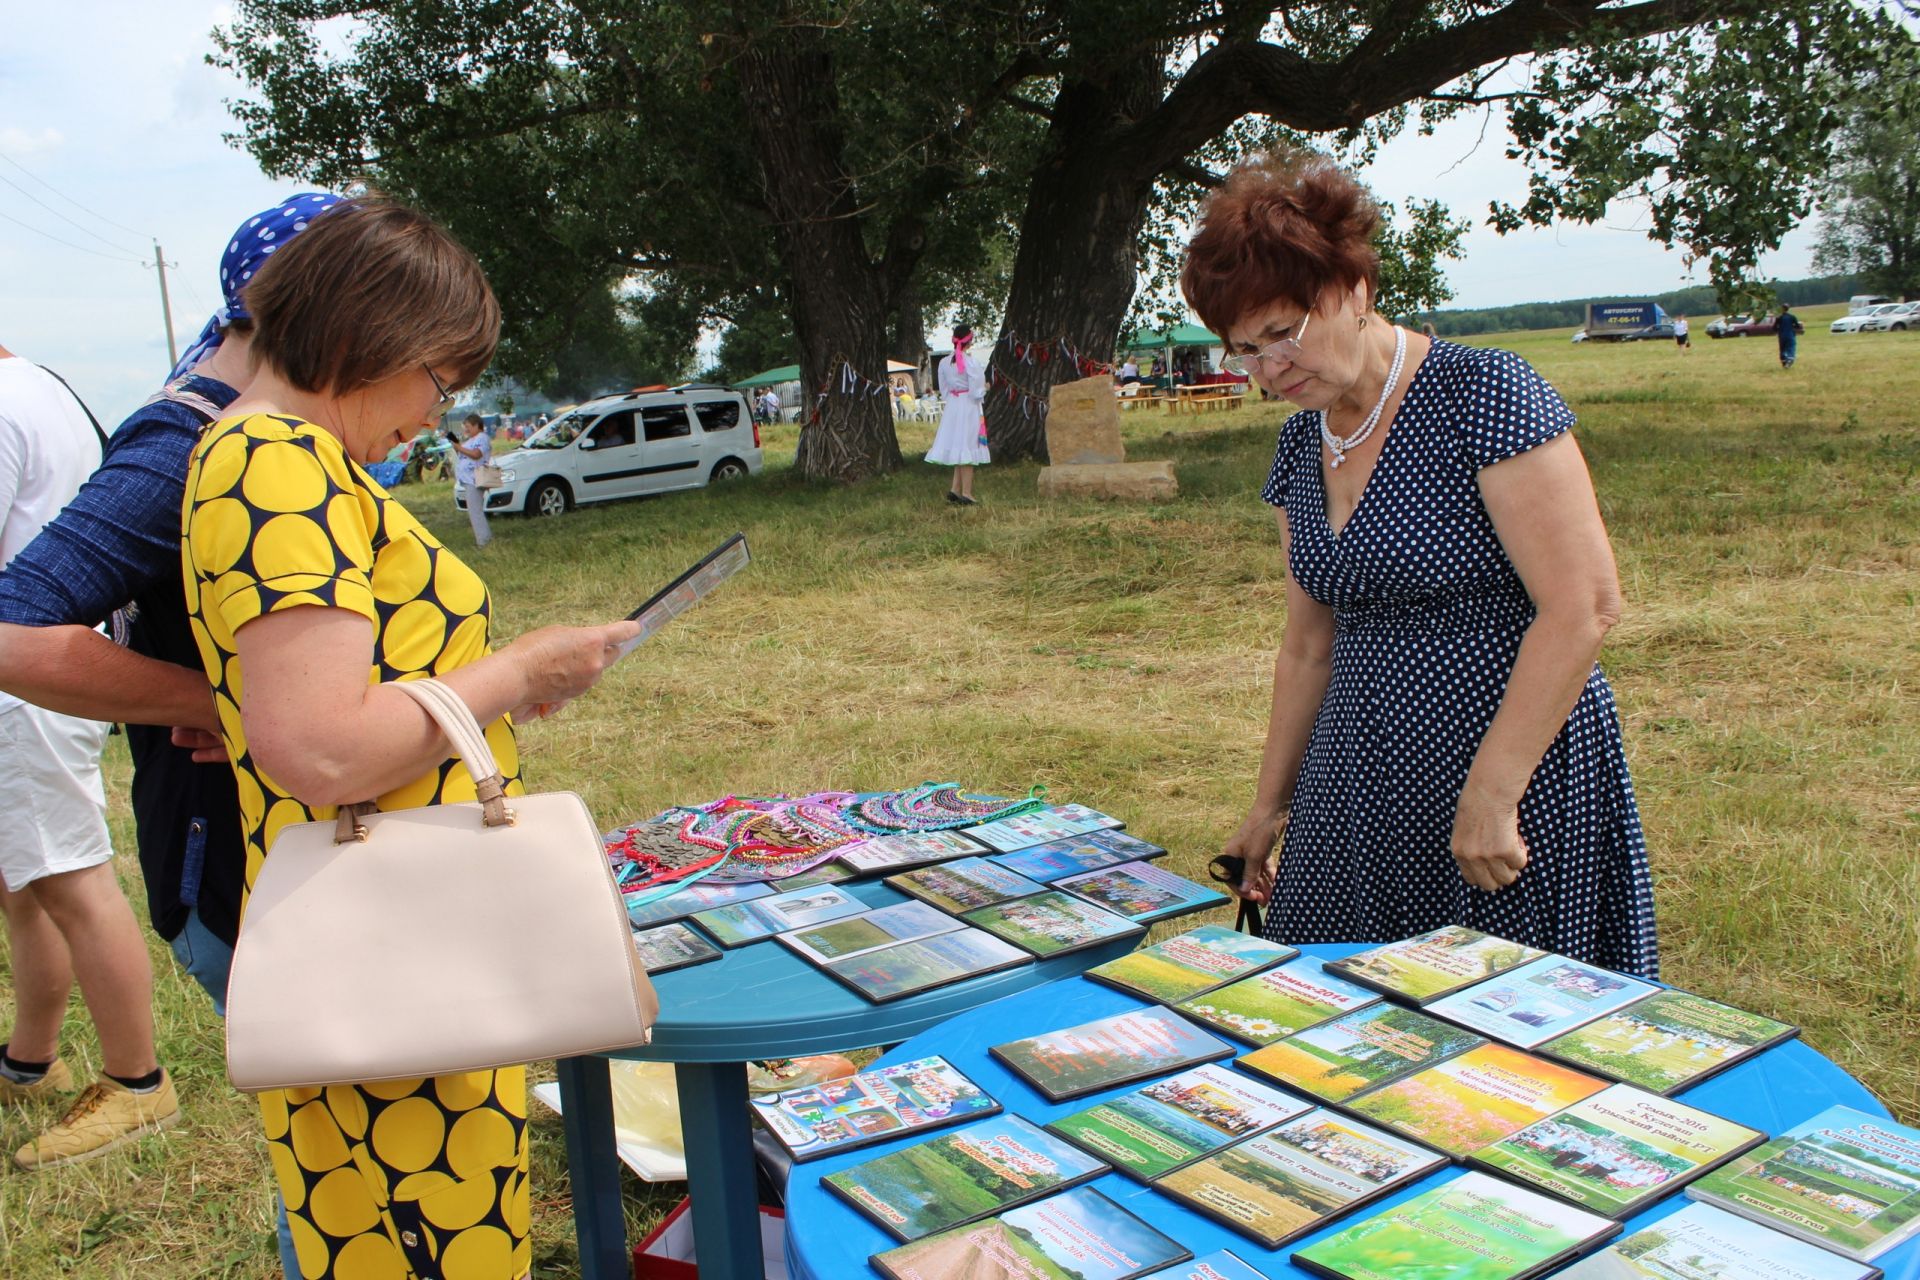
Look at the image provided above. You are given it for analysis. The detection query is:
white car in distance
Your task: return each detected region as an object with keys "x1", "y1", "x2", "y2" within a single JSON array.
[
  {"x1": 1862, "y1": 301, "x2": 1917, "y2": 332},
  {"x1": 1830, "y1": 303, "x2": 1904, "y2": 334},
  {"x1": 459, "y1": 388, "x2": 764, "y2": 518}
]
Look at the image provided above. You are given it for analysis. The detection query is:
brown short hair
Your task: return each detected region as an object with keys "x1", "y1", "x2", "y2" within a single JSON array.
[
  {"x1": 1181, "y1": 149, "x2": 1381, "y2": 339},
  {"x1": 243, "y1": 198, "x2": 500, "y2": 395}
]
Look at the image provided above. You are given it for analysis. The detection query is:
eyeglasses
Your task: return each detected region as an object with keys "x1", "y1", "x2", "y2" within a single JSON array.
[
  {"x1": 424, "y1": 365, "x2": 460, "y2": 417},
  {"x1": 1221, "y1": 309, "x2": 1312, "y2": 376}
]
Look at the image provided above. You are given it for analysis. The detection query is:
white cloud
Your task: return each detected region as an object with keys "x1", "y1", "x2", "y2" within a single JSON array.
[{"x1": 0, "y1": 126, "x2": 65, "y2": 155}]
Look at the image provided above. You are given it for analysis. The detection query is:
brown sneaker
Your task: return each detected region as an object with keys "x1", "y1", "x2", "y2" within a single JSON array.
[
  {"x1": 13, "y1": 1072, "x2": 180, "y2": 1170},
  {"x1": 0, "y1": 1058, "x2": 74, "y2": 1104}
]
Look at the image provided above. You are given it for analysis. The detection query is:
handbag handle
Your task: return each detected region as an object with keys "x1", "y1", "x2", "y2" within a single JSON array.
[{"x1": 333, "y1": 679, "x2": 515, "y2": 843}]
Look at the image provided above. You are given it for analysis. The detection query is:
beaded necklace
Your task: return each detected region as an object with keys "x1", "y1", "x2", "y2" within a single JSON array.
[
  {"x1": 602, "y1": 819, "x2": 730, "y2": 896},
  {"x1": 847, "y1": 782, "x2": 1047, "y2": 834},
  {"x1": 678, "y1": 792, "x2": 868, "y2": 883}
]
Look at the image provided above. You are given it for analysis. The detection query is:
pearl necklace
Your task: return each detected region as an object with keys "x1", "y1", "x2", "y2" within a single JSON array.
[{"x1": 1321, "y1": 324, "x2": 1407, "y2": 469}]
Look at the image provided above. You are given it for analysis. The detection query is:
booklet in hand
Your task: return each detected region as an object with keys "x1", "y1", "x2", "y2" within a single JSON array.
[{"x1": 617, "y1": 532, "x2": 750, "y2": 657}]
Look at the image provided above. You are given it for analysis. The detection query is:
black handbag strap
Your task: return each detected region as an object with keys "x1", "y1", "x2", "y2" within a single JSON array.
[{"x1": 35, "y1": 365, "x2": 110, "y2": 458}]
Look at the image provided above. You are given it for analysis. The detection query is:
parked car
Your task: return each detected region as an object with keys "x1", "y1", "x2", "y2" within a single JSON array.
[
  {"x1": 1831, "y1": 303, "x2": 1904, "y2": 334},
  {"x1": 457, "y1": 388, "x2": 764, "y2": 518},
  {"x1": 1706, "y1": 315, "x2": 1776, "y2": 338},
  {"x1": 1863, "y1": 301, "x2": 1918, "y2": 332}
]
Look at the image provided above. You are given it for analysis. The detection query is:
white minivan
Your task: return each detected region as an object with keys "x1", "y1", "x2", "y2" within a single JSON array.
[{"x1": 460, "y1": 388, "x2": 764, "y2": 518}]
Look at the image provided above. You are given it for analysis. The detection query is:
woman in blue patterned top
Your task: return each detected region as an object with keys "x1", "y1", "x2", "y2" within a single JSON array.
[{"x1": 1183, "y1": 150, "x2": 1658, "y2": 978}]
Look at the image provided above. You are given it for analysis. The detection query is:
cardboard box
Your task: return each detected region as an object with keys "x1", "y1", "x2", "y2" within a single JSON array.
[{"x1": 632, "y1": 1196, "x2": 789, "y2": 1280}]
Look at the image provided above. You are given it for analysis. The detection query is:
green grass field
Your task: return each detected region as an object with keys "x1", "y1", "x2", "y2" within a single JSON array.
[{"x1": 2, "y1": 305, "x2": 1916, "y2": 1276}]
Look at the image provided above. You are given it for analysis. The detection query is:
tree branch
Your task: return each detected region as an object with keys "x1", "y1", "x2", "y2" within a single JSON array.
[
  {"x1": 1168, "y1": 159, "x2": 1226, "y2": 188},
  {"x1": 1120, "y1": 0, "x2": 1733, "y2": 182}
]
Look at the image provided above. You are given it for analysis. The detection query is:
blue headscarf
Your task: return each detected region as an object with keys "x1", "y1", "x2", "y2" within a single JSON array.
[{"x1": 168, "y1": 192, "x2": 347, "y2": 381}]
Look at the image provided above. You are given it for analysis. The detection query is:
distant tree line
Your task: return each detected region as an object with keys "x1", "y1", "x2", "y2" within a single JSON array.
[{"x1": 1407, "y1": 273, "x2": 1879, "y2": 338}]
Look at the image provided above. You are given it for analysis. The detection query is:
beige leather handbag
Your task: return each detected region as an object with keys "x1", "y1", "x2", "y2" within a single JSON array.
[{"x1": 225, "y1": 678, "x2": 659, "y2": 1093}]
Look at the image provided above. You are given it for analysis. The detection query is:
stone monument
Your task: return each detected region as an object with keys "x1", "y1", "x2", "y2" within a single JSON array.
[{"x1": 1036, "y1": 374, "x2": 1178, "y2": 500}]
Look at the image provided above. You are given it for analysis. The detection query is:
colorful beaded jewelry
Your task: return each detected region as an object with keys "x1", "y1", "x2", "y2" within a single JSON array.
[{"x1": 846, "y1": 782, "x2": 1046, "y2": 834}]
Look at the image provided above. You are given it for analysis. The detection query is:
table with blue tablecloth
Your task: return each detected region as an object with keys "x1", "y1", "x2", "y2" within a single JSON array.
[
  {"x1": 558, "y1": 878, "x2": 1143, "y2": 1280},
  {"x1": 783, "y1": 942, "x2": 1918, "y2": 1280}
]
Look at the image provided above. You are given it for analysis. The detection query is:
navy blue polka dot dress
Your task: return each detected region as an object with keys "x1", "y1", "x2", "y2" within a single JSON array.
[{"x1": 1260, "y1": 341, "x2": 1660, "y2": 978}]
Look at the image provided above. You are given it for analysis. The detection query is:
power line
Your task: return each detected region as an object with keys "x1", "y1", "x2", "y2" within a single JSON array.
[
  {"x1": 0, "y1": 149, "x2": 152, "y2": 243},
  {"x1": 0, "y1": 171, "x2": 146, "y2": 257},
  {"x1": 0, "y1": 206, "x2": 146, "y2": 265}
]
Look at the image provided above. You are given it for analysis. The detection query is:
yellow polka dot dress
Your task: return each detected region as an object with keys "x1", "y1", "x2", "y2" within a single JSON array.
[{"x1": 183, "y1": 414, "x2": 531, "y2": 1280}]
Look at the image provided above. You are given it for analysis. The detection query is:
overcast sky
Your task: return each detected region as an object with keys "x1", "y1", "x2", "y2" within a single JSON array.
[{"x1": 4, "y1": 4, "x2": 1822, "y2": 428}]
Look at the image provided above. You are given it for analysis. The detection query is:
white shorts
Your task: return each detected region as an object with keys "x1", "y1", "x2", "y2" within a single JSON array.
[{"x1": 0, "y1": 700, "x2": 112, "y2": 892}]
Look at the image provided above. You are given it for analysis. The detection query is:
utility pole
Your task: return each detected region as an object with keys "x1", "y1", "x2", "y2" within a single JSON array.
[{"x1": 153, "y1": 241, "x2": 178, "y2": 369}]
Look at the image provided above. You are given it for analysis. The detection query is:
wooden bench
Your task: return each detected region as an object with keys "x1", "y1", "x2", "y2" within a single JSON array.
[{"x1": 1165, "y1": 386, "x2": 1246, "y2": 414}]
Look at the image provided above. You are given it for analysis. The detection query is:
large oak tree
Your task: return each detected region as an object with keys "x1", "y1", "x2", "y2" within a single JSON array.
[{"x1": 217, "y1": 1, "x2": 1904, "y2": 475}]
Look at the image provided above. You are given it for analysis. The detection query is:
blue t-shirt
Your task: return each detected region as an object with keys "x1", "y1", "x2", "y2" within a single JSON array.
[{"x1": 0, "y1": 374, "x2": 247, "y2": 945}]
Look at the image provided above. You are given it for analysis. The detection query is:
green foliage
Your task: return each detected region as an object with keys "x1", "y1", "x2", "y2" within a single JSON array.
[
  {"x1": 211, "y1": 0, "x2": 1031, "y2": 392},
  {"x1": 1813, "y1": 27, "x2": 1920, "y2": 298},
  {"x1": 1492, "y1": 2, "x2": 1905, "y2": 313}
]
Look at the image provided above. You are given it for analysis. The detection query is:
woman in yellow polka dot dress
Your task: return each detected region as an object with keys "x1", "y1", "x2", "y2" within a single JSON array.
[{"x1": 180, "y1": 199, "x2": 640, "y2": 1280}]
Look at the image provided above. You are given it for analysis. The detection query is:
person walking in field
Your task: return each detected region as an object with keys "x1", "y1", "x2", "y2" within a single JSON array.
[
  {"x1": 1776, "y1": 305, "x2": 1805, "y2": 368},
  {"x1": 1673, "y1": 315, "x2": 1690, "y2": 352}
]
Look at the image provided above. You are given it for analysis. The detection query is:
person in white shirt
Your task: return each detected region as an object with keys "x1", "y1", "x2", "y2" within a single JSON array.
[
  {"x1": 450, "y1": 413, "x2": 494, "y2": 547},
  {"x1": 0, "y1": 346, "x2": 179, "y2": 1165},
  {"x1": 1118, "y1": 358, "x2": 1141, "y2": 384},
  {"x1": 1673, "y1": 315, "x2": 1691, "y2": 352}
]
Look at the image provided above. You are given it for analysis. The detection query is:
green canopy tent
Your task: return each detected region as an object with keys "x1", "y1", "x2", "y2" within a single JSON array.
[
  {"x1": 1119, "y1": 322, "x2": 1226, "y2": 389},
  {"x1": 1121, "y1": 323, "x2": 1222, "y2": 351},
  {"x1": 733, "y1": 364, "x2": 801, "y2": 389}
]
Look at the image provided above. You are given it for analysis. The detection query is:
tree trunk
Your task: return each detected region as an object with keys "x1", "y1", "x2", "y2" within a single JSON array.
[
  {"x1": 987, "y1": 67, "x2": 1163, "y2": 463},
  {"x1": 735, "y1": 22, "x2": 901, "y2": 481},
  {"x1": 890, "y1": 280, "x2": 929, "y2": 394}
]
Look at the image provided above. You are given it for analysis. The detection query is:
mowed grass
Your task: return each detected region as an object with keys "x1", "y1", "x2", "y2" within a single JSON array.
[{"x1": 1, "y1": 303, "x2": 1915, "y2": 1276}]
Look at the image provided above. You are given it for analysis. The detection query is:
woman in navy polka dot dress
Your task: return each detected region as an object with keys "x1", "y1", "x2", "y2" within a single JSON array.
[{"x1": 1182, "y1": 150, "x2": 1659, "y2": 978}]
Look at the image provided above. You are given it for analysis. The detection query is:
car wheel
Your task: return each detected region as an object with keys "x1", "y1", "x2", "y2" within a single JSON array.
[
  {"x1": 527, "y1": 478, "x2": 571, "y2": 517},
  {"x1": 1894, "y1": 323, "x2": 1909, "y2": 332},
  {"x1": 710, "y1": 457, "x2": 748, "y2": 483}
]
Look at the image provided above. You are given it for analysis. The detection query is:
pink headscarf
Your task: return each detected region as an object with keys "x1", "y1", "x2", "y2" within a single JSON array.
[{"x1": 953, "y1": 327, "x2": 974, "y2": 375}]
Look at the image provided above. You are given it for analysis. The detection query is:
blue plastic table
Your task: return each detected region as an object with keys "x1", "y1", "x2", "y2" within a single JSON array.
[
  {"x1": 783, "y1": 942, "x2": 1919, "y2": 1280},
  {"x1": 557, "y1": 878, "x2": 1144, "y2": 1280}
]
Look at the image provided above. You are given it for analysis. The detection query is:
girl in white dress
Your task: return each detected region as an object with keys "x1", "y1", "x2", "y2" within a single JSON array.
[{"x1": 927, "y1": 324, "x2": 988, "y2": 504}]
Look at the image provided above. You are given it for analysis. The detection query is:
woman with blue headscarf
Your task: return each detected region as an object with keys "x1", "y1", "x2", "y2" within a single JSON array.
[{"x1": 0, "y1": 195, "x2": 337, "y2": 1264}]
